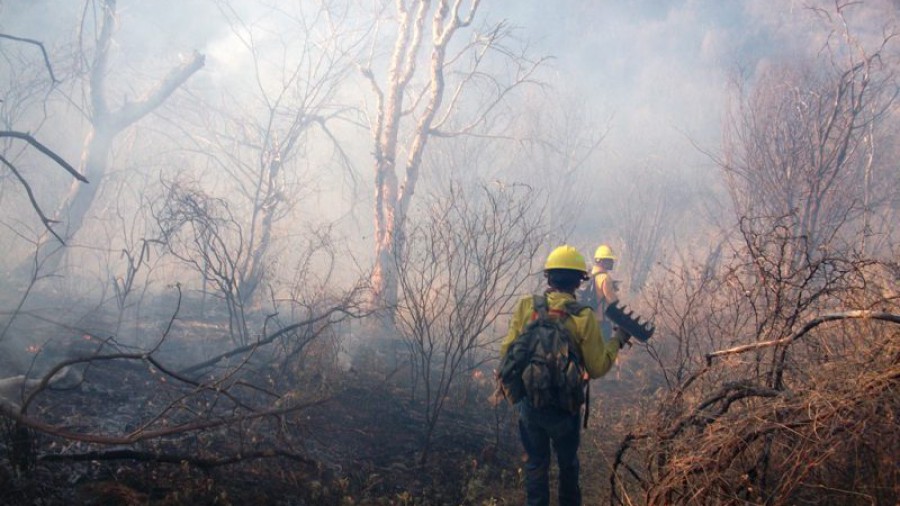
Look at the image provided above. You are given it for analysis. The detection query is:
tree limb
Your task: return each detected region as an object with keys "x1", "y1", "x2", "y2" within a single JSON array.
[
  {"x1": 0, "y1": 154, "x2": 64, "y2": 243},
  {"x1": 0, "y1": 131, "x2": 85, "y2": 181},
  {"x1": 0, "y1": 33, "x2": 59, "y2": 83},
  {"x1": 111, "y1": 51, "x2": 205, "y2": 130},
  {"x1": 706, "y1": 310, "x2": 900, "y2": 365}
]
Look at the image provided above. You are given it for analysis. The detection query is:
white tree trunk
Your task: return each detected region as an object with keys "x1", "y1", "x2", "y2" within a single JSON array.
[{"x1": 27, "y1": 0, "x2": 203, "y2": 276}]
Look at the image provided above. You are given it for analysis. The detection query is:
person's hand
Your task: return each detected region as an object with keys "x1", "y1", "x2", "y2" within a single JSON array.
[{"x1": 613, "y1": 327, "x2": 632, "y2": 348}]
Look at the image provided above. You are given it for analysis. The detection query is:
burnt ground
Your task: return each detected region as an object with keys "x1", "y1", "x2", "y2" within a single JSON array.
[
  {"x1": 0, "y1": 357, "x2": 639, "y2": 505},
  {"x1": 0, "y1": 299, "x2": 644, "y2": 506},
  {"x1": 0, "y1": 336, "x2": 530, "y2": 505}
]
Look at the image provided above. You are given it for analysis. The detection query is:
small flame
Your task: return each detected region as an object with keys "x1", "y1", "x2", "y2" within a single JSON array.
[{"x1": 26, "y1": 345, "x2": 41, "y2": 353}]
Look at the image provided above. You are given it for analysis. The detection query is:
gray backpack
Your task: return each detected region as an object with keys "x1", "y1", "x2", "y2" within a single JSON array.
[{"x1": 499, "y1": 295, "x2": 588, "y2": 414}]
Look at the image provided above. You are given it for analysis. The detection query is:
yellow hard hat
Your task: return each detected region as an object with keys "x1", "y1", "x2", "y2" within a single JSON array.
[
  {"x1": 544, "y1": 245, "x2": 588, "y2": 274},
  {"x1": 593, "y1": 244, "x2": 616, "y2": 261}
]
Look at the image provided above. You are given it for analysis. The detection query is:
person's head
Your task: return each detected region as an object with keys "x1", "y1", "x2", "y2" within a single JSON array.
[
  {"x1": 593, "y1": 244, "x2": 616, "y2": 272},
  {"x1": 543, "y1": 245, "x2": 589, "y2": 293}
]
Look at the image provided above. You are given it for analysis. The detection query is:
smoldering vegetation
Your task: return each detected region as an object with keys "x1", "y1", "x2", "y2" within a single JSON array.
[{"x1": 0, "y1": 1, "x2": 898, "y2": 505}]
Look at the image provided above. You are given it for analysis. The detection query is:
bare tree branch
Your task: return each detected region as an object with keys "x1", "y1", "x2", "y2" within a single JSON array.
[
  {"x1": 0, "y1": 131, "x2": 85, "y2": 181},
  {"x1": 0, "y1": 155, "x2": 64, "y2": 244},
  {"x1": 111, "y1": 51, "x2": 205, "y2": 130},
  {"x1": 0, "y1": 132, "x2": 85, "y2": 244},
  {"x1": 0, "y1": 33, "x2": 59, "y2": 83},
  {"x1": 706, "y1": 310, "x2": 900, "y2": 364}
]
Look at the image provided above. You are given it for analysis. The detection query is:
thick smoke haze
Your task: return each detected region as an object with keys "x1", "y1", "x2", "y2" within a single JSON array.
[
  {"x1": 3, "y1": 1, "x2": 893, "y2": 221},
  {"x1": 1, "y1": 0, "x2": 897, "y2": 294},
  {"x1": 1, "y1": 3, "x2": 898, "y2": 504}
]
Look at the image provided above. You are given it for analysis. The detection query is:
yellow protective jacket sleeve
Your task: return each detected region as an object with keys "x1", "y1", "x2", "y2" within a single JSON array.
[
  {"x1": 593, "y1": 272, "x2": 619, "y2": 305},
  {"x1": 499, "y1": 291, "x2": 620, "y2": 379}
]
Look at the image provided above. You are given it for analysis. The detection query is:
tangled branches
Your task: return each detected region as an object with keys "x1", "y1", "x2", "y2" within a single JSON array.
[
  {"x1": 613, "y1": 318, "x2": 898, "y2": 505},
  {"x1": 0, "y1": 282, "x2": 369, "y2": 475}
]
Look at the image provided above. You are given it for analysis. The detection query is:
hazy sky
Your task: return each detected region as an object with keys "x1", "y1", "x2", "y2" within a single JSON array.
[
  {"x1": 6, "y1": 0, "x2": 892, "y2": 166},
  {"x1": 2, "y1": 0, "x2": 897, "y2": 256},
  {"x1": 494, "y1": 0, "x2": 896, "y2": 164},
  {"x1": 497, "y1": 1, "x2": 803, "y2": 162}
]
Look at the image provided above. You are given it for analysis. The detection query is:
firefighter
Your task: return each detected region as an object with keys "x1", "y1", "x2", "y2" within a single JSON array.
[
  {"x1": 500, "y1": 245, "x2": 626, "y2": 506},
  {"x1": 590, "y1": 244, "x2": 619, "y2": 339}
]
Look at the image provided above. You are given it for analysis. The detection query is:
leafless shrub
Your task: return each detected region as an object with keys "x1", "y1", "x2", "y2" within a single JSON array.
[
  {"x1": 716, "y1": 19, "x2": 897, "y2": 257},
  {"x1": 392, "y1": 181, "x2": 548, "y2": 465},
  {"x1": 154, "y1": 179, "x2": 252, "y2": 344},
  {"x1": 104, "y1": 192, "x2": 165, "y2": 339},
  {"x1": 610, "y1": 6, "x2": 900, "y2": 501},
  {"x1": 164, "y1": 0, "x2": 366, "y2": 308},
  {"x1": 265, "y1": 226, "x2": 363, "y2": 391},
  {"x1": 612, "y1": 223, "x2": 899, "y2": 505}
]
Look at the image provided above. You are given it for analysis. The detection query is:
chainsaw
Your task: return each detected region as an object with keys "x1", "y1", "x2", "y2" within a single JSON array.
[{"x1": 604, "y1": 301, "x2": 655, "y2": 342}]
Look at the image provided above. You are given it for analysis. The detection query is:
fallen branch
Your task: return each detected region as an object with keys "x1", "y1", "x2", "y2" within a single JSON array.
[{"x1": 20, "y1": 285, "x2": 183, "y2": 413}]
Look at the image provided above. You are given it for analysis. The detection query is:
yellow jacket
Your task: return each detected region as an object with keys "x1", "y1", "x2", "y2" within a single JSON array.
[
  {"x1": 591, "y1": 268, "x2": 619, "y2": 304},
  {"x1": 500, "y1": 290, "x2": 620, "y2": 379}
]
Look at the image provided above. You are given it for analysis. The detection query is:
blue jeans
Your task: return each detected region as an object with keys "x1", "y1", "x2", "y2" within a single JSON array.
[{"x1": 518, "y1": 401, "x2": 582, "y2": 506}]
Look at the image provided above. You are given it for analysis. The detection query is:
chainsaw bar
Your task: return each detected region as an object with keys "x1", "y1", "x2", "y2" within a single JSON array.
[{"x1": 604, "y1": 301, "x2": 655, "y2": 342}]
